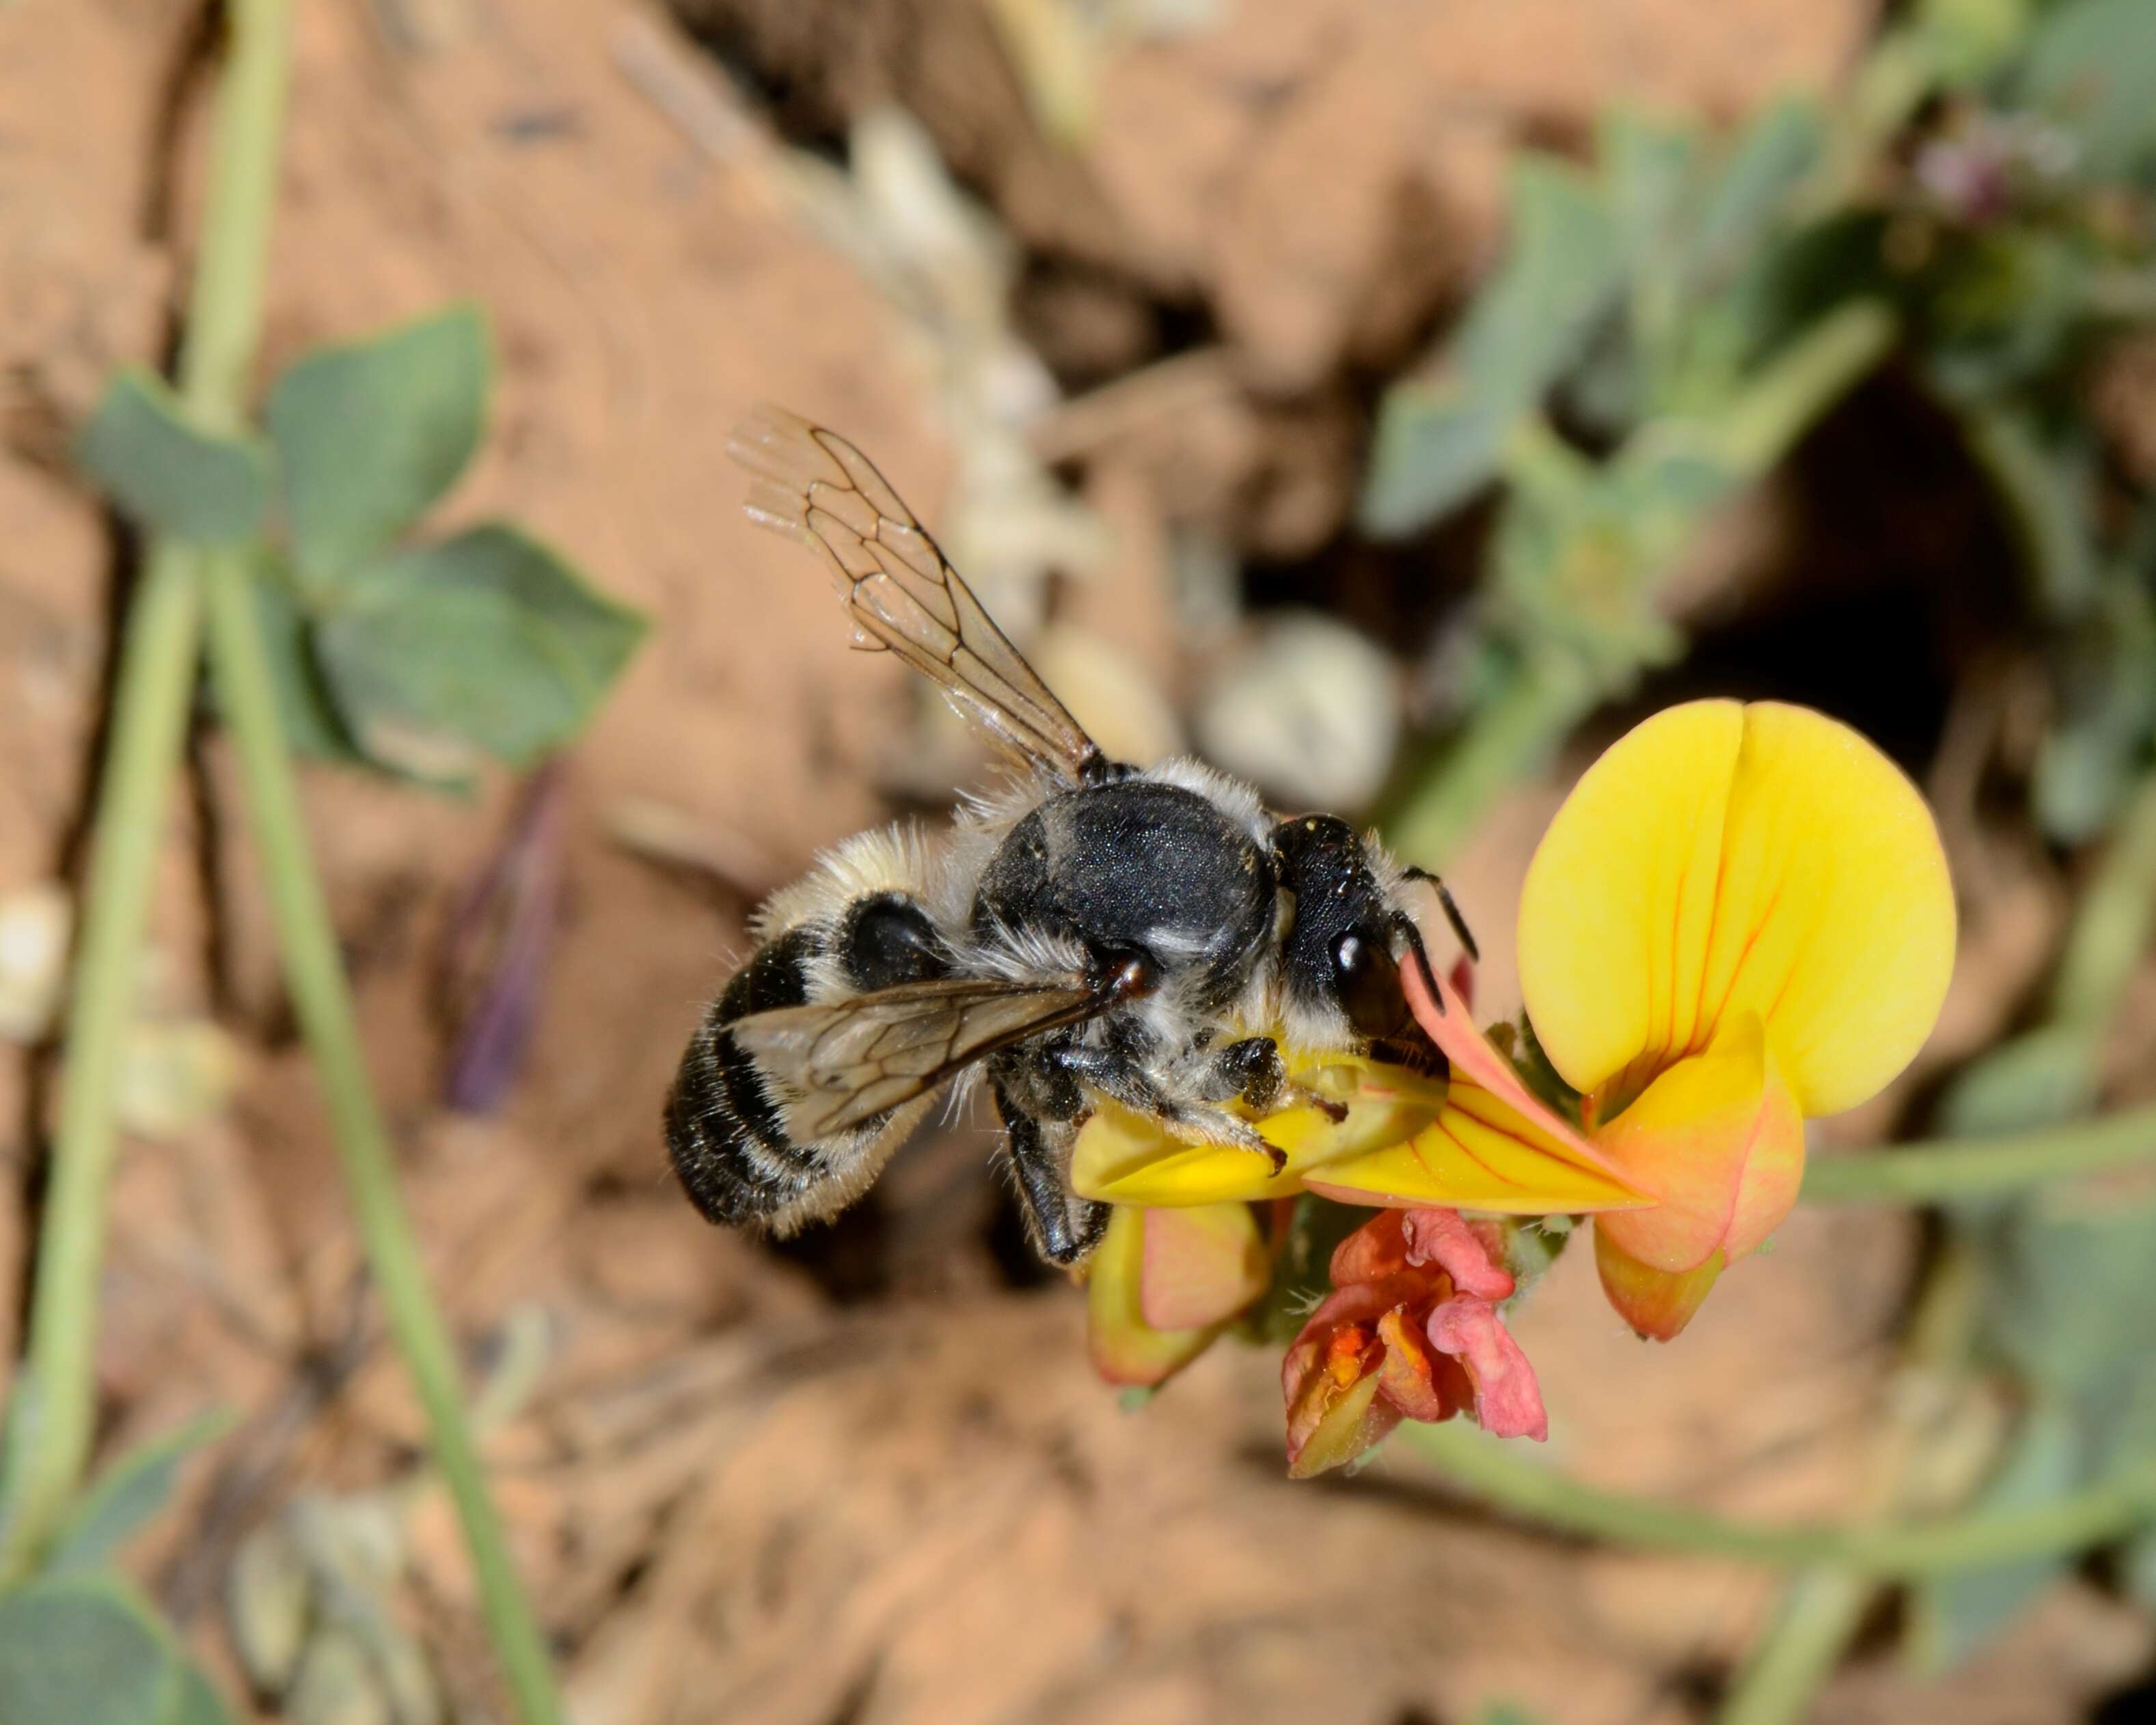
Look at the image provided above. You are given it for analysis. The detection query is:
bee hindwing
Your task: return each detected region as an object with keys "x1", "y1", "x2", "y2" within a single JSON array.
[{"x1": 729, "y1": 977, "x2": 1104, "y2": 1139}]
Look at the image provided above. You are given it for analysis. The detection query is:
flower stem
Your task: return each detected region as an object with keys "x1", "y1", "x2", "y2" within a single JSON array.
[
  {"x1": 200, "y1": 552, "x2": 562, "y2": 1724},
  {"x1": 1399, "y1": 1422, "x2": 2156, "y2": 1576},
  {"x1": 1802, "y1": 1103, "x2": 2156, "y2": 1205},
  {"x1": 1717, "y1": 1569, "x2": 1874, "y2": 1725},
  {"x1": 1, "y1": 0, "x2": 291, "y2": 1580}
]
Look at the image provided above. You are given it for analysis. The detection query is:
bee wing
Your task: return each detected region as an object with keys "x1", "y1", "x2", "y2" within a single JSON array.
[
  {"x1": 728, "y1": 976, "x2": 1105, "y2": 1141},
  {"x1": 728, "y1": 404, "x2": 1107, "y2": 787}
]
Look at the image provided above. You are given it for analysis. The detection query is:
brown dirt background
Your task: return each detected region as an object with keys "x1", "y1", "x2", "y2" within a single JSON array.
[{"x1": 3, "y1": 1, "x2": 2153, "y2": 1722}]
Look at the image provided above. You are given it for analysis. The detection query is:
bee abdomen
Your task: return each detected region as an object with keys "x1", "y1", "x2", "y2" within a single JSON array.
[
  {"x1": 666, "y1": 895, "x2": 957, "y2": 1230},
  {"x1": 666, "y1": 927, "x2": 828, "y2": 1226}
]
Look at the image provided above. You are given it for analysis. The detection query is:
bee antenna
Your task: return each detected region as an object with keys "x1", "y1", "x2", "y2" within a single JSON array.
[
  {"x1": 1400, "y1": 865, "x2": 1481, "y2": 963},
  {"x1": 1390, "y1": 912, "x2": 1445, "y2": 1016}
]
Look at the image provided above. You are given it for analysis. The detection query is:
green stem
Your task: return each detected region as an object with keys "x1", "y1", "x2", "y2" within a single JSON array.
[
  {"x1": 1802, "y1": 1103, "x2": 2156, "y2": 1205},
  {"x1": 5, "y1": 550, "x2": 204, "y2": 1577},
  {"x1": 1716, "y1": 300, "x2": 1898, "y2": 478},
  {"x1": 1718, "y1": 1570, "x2": 1874, "y2": 1725},
  {"x1": 3, "y1": 0, "x2": 292, "y2": 1579},
  {"x1": 200, "y1": 554, "x2": 562, "y2": 1725},
  {"x1": 1402, "y1": 1422, "x2": 2156, "y2": 1576}
]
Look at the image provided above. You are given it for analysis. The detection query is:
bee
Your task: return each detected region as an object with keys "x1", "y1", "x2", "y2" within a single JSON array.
[{"x1": 664, "y1": 405, "x2": 1478, "y2": 1265}]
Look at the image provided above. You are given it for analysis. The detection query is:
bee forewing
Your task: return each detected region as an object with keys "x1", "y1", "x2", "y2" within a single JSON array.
[
  {"x1": 729, "y1": 976, "x2": 1102, "y2": 1139},
  {"x1": 727, "y1": 403, "x2": 1106, "y2": 785}
]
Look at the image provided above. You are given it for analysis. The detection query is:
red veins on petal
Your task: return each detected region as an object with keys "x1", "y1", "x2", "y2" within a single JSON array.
[{"x1": 1400, "y1": 955, "x2": 1634, "y2": 1184}]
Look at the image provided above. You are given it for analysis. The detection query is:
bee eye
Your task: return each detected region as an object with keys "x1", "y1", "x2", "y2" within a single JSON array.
[{"x1": 1331, "y1": 927, "x2": 1407, "y2": 1040}]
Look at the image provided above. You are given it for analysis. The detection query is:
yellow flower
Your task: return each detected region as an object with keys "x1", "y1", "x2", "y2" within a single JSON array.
[{"x1": 1518, "y1": 699, "x2": 1956, "y2": 1337}]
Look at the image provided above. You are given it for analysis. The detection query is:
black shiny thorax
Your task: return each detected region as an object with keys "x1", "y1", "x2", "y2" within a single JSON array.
[{"x1": 970, "y1": 778, "x2": 1275, "y2": 1010}]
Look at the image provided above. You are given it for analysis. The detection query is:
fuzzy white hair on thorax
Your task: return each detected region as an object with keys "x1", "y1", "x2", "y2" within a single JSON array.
[
  {"x1": 964, "y1": 916, "x2": 1091, "y2": 986},
  {"x1": 934, "y1": 768, "x2": 1061, "y2": 927},
  {"x1": 752, "y1": 822, "x2": 942, "y2": 944},
  {"x1": 1140, "y1": 756, "x2": 1274, "y2": 847}
]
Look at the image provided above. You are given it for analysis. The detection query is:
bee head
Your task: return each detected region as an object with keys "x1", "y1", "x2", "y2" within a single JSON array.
[{"x1": 1272, "y1": 815, "x2": 1415, "y2": 1047}]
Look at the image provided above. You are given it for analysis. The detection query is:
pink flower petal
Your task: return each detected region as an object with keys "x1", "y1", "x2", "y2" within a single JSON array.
[
  {"x1": 1328, "y1": 1208, "x2": 1413, "y2": 1287},
  {"x1": 1425, "y1": 1294, "x2": 1548, "y2": 1442},
  {"x1": 1400, "y1": 1207, "x2": 1515, "y2": 1301}
]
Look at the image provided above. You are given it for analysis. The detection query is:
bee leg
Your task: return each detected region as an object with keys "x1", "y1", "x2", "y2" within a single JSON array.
[
  {"x1": 1052, "y1": 1043, "x2": 1291, "y2": 1176},
  {"x1": 992, "y1": 1081, "x2": 1108, "y2": 1266},
  {"x1": 1279, "y1": 1082, "x2": 1350, "y2": 1124},
  {"x1": 1194, "y1": 1037, "x2": 1350, "y2": 1125},
  {"x1": 1156, "y1": 1105, "x2": 1289, "y2": 1176}
]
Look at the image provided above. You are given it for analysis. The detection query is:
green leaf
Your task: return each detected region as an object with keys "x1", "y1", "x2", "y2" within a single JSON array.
[
  {"x1": 1984, "y1": 1189, "x2": 2156, "y2": 1436},
  {"x1": 1907, "y1": 1404, "x2": 2084, "y2": 1670},
  {"x1": 45, "y1": 1411, "x2": 231, "y2": 1577},
  {"x1": 1601, "y1": 109, "x2": 1697, "y2": 303},
  {"x1": 1682, "y1": 98, "x2": 1824, "y2": 288},
  {"x1": 243, "y1": 563, "x2": 367, "y2": 765},
  {"x1": 1916, "y1": 0, "x2": 2034, "y2": 90},
  {"x1": 169, "y1": 1668, "x2": 234, "y2": 1725},
  {"x1": 1359, "y1": 391, "x2": 1516, "y2": 538},
  {"x1": 1486, "y1": 432, "x2": 1731, "y2": 685},
  {"x1": 1958, "y1": 406, "x2": 2100, "y2": 623},
  {"x1": 316, "y1": 525, "x2": 645, "y2": 771},
  {"x1": 2031, "y1": 586, "x2": 2156, "y2": 842},
  {"x1": 1930, "y1": 1183, "x2": 2156, "y2": 1661},
  {"x1": 0, "y1": 1576, "x2": 237, "y2": 1725},
  {"x1": 2123, "y1": 1524, "x2": 2156, "y2": 1609},
  {"x1": 1361, "y1": 161, "x2": 1622, "y2": 536},
  {"x1": 2013, "y1": 0, "x2": 2156, "y2": 180},
  {"x1": 1936, "y1": 1024, "x2": 2104, "y2": 1138},
  {"x1": 74, "y1": 370, "x2": 269, "y2": 545},
  {"x1": 1924, "y1": 230, "x2": 2092, "y2": 403},
  {"x1": 266, "y1": 303, "x2": 489, "y2": 587}
]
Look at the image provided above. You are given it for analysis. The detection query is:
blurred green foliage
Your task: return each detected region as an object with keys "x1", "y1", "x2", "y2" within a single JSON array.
[
  {"x1": 0, "y1": 1401, "x2": 233, "y2": 1722},
  {"x1": 0, "y1": 1576, "x2": 234, "y2": 1725},
  {"x1": 1363, "y1": 0, "x2": 2156, "y2": 1699},
  {"x1": 1374, "y1": 0, "x2": 2156, "y2": 874}
]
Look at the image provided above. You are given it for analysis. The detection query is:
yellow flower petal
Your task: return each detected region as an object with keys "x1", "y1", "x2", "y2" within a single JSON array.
[
  {"x1": 1517, "y1": 700, "x2": 1743, "y2": 1106},
  {"x1": 1067, "y1": 1056, "x2": 1446, "y2": 1206},
  {"x1": 1592, "y1": 1013, "x2": 1804, "y2": 1272},
  {"x1": 1518, "y1": 700, "x2": 1955, "y2": 1117},
  {"x1": 1307, "y1": 1076, "x2": 1648, "y2": 1213},
  {"x1": 1594, "y1": 1227, "x2": 1725, "y2": 1342}
]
